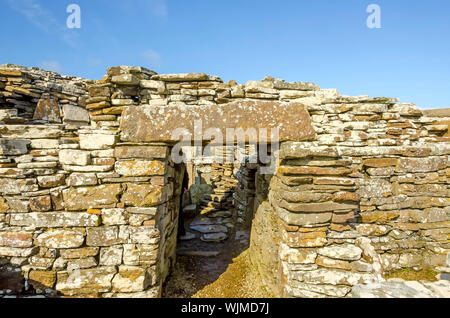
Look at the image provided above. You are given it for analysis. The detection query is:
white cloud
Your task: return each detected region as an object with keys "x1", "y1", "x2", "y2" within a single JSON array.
[
  {"x1": 39, "y1": 61, "x2": 63, "y2": 73},
  {"x1": 6, "y1": 0, "x2": 79, "y2": 47},
  {"x1": 142, "y1": 49, "x2": 162, "y2": 68}
]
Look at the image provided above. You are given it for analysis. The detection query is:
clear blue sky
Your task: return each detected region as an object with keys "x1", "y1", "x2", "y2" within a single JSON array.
[{"x1": 1, "y1": 0, "x2": 449, "y2": 109}]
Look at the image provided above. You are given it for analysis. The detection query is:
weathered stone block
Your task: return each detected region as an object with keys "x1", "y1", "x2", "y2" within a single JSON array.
[
  {"x1": 61, "y1": 104, "x2": 90, "y2": 123},
  {"x1": 316, "y1": 256, "x2": 351, "y2": 270},
  {"x1": 29, "y1": 195, "x2": 52, "y2": 212},
  {"x1": 0, "y1": 232, "x2": 33, "y2": 248},
  {"x1": 59, "y1": 149, "x2": 91, "y2": 166},
  {"x1": 88, "y1": 84, "x2": 111, "y2": 97},
  {"x1": 112, "y1": 266, "x2": 152, "y2": 293},
  {"x1": 10, "y1": 212, "x2": 100, "y2": 228},
  {"x1": 66, "y1": 173, "x2": 98, "y2": 187},
  {"x1": 29, "y1": 270, "x2": 56, "y2": 289},
  {"x1": 33, "y1": 96, "x2": 61, "y2": 123},
  {"x1": 358, "y1": 179, "x2": 392, "y2": 199},
  {"x1": 0, "y1": 69, "x2": 22, "y2": 76},
  {"x1": 67, "y1": 257, "x2": 98, "y2": 271},
  {"x1": 5, "y1": 197, "x2": 29, "y2": 212},
  {"x1": 291, "y1": 268, "x2": 378, "y2": 286},
  {"x1": 0, "y1": 125, "x2": 61, "y2": 139},
  {"x1": 279, "y1": 143, "x2": 339, "y2": 159},
  {"x1": 111, "y1": 74, "x2": 139, "y2": 85},
  {"x1": 37, "y1": 174, "x2": 65, "y2": 188},
  {"x1": 114, "y1": 145, "x2": 168, "y2": 159},
  {"x1": 129, "y1": 226, "x2": 159, "y2": 244},
  {"x1": 287, "y1": 282, "x2": 351, "y2": 298},
  {"x1": 0, "y1": 246, "x2": 38, "y2": 257},
  {"x1": 62, "y1": 184, "x2": 122, "y2": 210},
  {"x1": 152, "y1": 73, "x2": 211, "y2": 82},
  {"x1": 276, "y1": 201, "x2": 358, "y2": 213},
  {"x1": 120, "y1": 101, "x2": 315, "y2": 143},
  {"x1": 56, "y1": 266, "x2": 116, "y2": 295},
  {"x1": 86, "y1": 226, "x2": 119, "y2": 247},
  {"x1": 140, "y1": 80, "x2": 166, "y2": 93},
  {"x1": 79, "y1": 134, "x2": 118, "y2": 150},
  {"x1": 100, "y1": 246, "x2": 123, "y2": 266},
  {"x1": 60, "y1": 247, "x2": 99, "y2": 259},
  {"x1": 277, "y1": 207, "x2": 332, "y2": 226},
  {"x1": 102, "y1": 208, "x2": 127, "y2": 225},
  {"x1": 35, "y1": 229, "x2": 85, "y2": 249},
  {"x1": 278, "y1": 166, "x2": 352, "y2": 176},
  {"x1": 279, "y1": 244, "x2": 317, "y2": 264},
  {"x1": 0, "y1": 178, "x2": 38, "y2": 195},
  {"x1": 398, "y1": 157, "x2": 447, "y2": 173},
  {"x1": 332, "y1": 192, "x2": 360, "y2": 202},
  {"x1": 318, "y1": 244, "x2": 362, "y2": 261},
  {"x1": 115, "y1": 160, "x2": 166, "y2": 176},
  {"x1": 285, "y1": 231, "x2": 327, "y2": 248},
  {"x1": 0, "y1": 139, "x2": 30, "y2": 155},
  {"x1": 122, "y1": 184, "x2": 166, "y2": 207},
  {"x1": 332, "y1": 211, "x2": 356, "y2": 223},
  {"x1": 123, "y1": 244, "x2": 139, "y2": 266},
  {"x1": 363, "y1": 158, "x2": 399, "y2": 168},
  {"x1": 30, "y1": 138, "x2": 59, "y2": 149}
]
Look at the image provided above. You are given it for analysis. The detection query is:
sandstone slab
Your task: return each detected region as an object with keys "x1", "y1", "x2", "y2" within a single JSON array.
[
  {"x1": 122, "y1": 184, "x2": 166, "y2": 207},
  {"x1": 33, "y1": 96, "x2": 61, "y2": 123},
  {"x1": 0, "y1": 232, "x2": 33, "y2": 248},
  {"x1": 66, "y1": 173, "x2": 98, "y2": 187},
  {"x1": 86, "y1": 226, "x2": 119, "y2": 247},
  {"x1": 112, "y1": 266, "x2": 152, "y2": 293},
  {"x1": 10, "y1": 212, "x2": 100, "y2": 228},
  {"x1": 79, "y1": 134, "x2": 118, "y2": 150},
  {"x1": 56, "y1": 266, "x2": 116, "y2": 295},
  {"x1": 352, "y1": 280, "x2": 450, "y2": 298},
  {"x1": 398, "y1": 157, "x2": 447, "y2": 173},
  {"x1": 61, "y1": 104, "x2": 90, "y2": 124},
  {"x1": 59, "y1": 149, "x2": 91, "y2": 166},
  {"x1": 0, "y1": 139, "x2": 30, "y2": 155},
  {"x1": 62, "y1": 184, "x2": 122, "y2": 210},
  {"x1": 318, "y1": 244, "x2": 362, "y2": 261},
  {"x1": 115, "y1": 160, "x2": 166, "y2": 176},
  {"x1": 29, "y1": 270, "x2": 56, "y2": 289},
  {"x1": 120, "y1": 101, "x2": 315, "y2": 143},
  {"x1": 36, "y1": 229, "x2": 85, "y2": 249},
  {"x1": 114, "y1": 146, "x2": 168, "y2": 159}
]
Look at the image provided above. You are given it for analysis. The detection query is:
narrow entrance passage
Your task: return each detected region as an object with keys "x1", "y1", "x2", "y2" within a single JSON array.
[{"x1": 163, "y1": 146, "x2": 270, "y2": 298}]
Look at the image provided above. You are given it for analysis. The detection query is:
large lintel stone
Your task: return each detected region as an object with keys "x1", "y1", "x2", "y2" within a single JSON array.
[{"x1": 120, "y1": 100, "x2": 315, "y2": 143}]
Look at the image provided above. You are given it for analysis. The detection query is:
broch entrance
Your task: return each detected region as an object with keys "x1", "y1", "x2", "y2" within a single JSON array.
[{"x1": 0, "y1": 64, "x2": 449, "y2": 298}]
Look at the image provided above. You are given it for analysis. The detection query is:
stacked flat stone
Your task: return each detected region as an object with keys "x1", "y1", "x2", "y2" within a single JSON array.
[
  {"x1": 0, "y1": 64, "x2": 89, "y2": 126},
  {"x1": 250, "y1": 94, "x2": 450, "y2": 297},
  {"x1": 87, "y1": 66, "x2": 156, "y2": 129},
  {"x1": 233, "y1": 145, "x2": 258, "y2": 227},
  {"x1": 1, "y1": 64, "x2": 449, "y2": 298},
  {"x1": 187, "y1": 147, "x2": 235, "y2": 242}
]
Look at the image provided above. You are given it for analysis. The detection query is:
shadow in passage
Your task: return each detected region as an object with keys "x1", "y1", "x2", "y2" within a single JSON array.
[
  {"x1": 162, "y1": 151, "x2": 274, "y2": 298},
  {"x1": 0, "y1": 257, "x2": 58, "y2": 298}
]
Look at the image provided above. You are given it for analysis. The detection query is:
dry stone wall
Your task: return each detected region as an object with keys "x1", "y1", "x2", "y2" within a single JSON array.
[
  {"x1": 0, "y1": 64, "x2": 449, "y2": 298},
  {"x1": 260, "y1": 98, "x2": 450, "y2": 297}
]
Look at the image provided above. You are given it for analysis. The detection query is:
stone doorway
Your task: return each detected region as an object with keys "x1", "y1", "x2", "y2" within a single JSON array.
[
  {"x1": 162, "y1": 145, "x2": 267, "y2": 297},
  {"x1": 119, "y1": 99, "x2": 314, "y2": 298}
]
